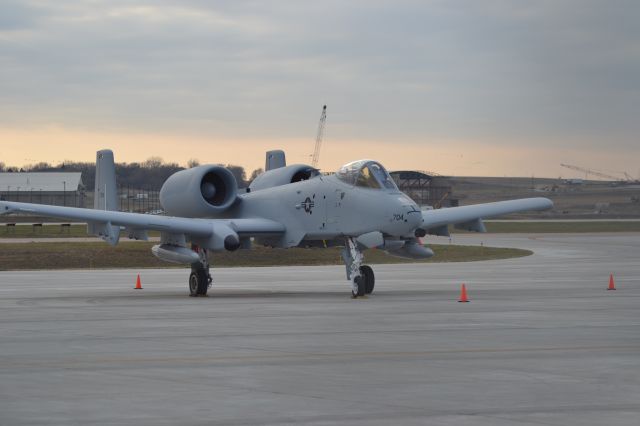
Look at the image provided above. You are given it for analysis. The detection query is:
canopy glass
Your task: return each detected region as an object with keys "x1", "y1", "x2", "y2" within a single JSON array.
[{"x1": 336, "y1": 160, "x2": 398, "y2": 190}]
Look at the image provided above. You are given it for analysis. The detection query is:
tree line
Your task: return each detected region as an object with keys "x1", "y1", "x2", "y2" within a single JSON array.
[{"x1": 0, "y1": 158, "x2": 264, "y2": 190}]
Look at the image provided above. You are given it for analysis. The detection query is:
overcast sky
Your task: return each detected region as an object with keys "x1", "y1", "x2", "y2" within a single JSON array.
[{"x1": 1, "y1": 0, "x2": 639, "y2": 177}]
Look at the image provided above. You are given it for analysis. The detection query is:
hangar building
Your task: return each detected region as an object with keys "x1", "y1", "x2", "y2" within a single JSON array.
[
  {"x1": 390, "y1": 170, "x2": 457, "y2": 208},
  {"x1": 0, "y1": 172, "x2": 85, "y2": 207}
]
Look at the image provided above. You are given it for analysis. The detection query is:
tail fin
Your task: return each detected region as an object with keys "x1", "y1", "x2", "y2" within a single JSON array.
[
  {"x1": 265, "y1": 150, "x2": 286, "y2": 171},
  {"x1": 88, "y1": 149, "x2": 119, "y2": 245},
  {"x1": 94, "y1": 149, "x2": 118, "y2": 211}
]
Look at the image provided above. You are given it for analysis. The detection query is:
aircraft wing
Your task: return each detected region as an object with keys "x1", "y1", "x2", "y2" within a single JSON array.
[
  {"x1": 420, "y1": 197, "x2": 553, "y2": 233},
  {"x1": 0, "y1": 201, "x2": 285, "y2": 245}
]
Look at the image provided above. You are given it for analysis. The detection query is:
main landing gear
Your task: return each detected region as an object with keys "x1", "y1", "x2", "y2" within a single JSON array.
[
  {"x1": 342, "y1": 237, "x2": 375, "y2": 298},
  {"x1": 189, "y1": 245, "x2": 212, "y2": 297},
  {"x1": 186, "y1": 239, "x2": 375, "y2": 298}
]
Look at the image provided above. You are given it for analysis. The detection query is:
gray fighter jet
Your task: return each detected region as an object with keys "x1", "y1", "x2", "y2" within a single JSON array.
[{"x1": 0, "y1": 149, "x2": 552, "y2": 297}]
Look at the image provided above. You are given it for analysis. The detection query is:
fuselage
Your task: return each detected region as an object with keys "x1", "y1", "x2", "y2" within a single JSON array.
[{"x1": 222, "y1": 173, "x2": 422, "y2": 247}]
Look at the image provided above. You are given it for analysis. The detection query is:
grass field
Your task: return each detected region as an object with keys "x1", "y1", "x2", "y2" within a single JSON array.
[
  {"x1": 0, "y1": 224, "x2": 161, "y2": 238},
  {"x1": 0, "y1": 242, "x2": 531, "y2": 271},
  {"x1": 1, "y1": 221, "x2": 639, "y2": 239},
  {"x1": 455, "y1": 221, "x2": 640, "y2": 233}
]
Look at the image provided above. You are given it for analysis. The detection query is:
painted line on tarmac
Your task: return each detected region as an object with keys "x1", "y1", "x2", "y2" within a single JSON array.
[{"x1": 2, "y1": 344, "x2": 639, "y2": 370}]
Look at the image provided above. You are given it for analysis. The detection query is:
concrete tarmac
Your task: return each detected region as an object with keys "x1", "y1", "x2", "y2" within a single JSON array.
[{"x1": 0, "y1": 233, "x2": 639, "y2": 425}]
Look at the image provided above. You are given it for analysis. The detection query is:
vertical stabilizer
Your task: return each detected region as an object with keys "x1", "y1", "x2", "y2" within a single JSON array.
[
  {"x1": 94, "y1": 149, "x2": 118, "y2": 211},
  {"x1": 265, "y1": 150, "x2": 286, "y2": 171},
  {"x1": 88, "y1": 149, "x2": 120, "y2": 245}
]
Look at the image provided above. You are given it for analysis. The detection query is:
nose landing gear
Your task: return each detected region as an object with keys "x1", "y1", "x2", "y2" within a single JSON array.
[
  {"x1": 360, "y1": 264, "x2": 375, "y2": 295},
  {"x1": 343, "y1": 237, "x2": 375, "y2": 298}
]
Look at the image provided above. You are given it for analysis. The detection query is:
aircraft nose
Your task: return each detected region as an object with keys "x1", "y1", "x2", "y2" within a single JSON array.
[
  {"x1": 406, "y1": 208, "x2": 422, "y2": 229},
  {"x1": 400, "y1": 202, "x2": 422, "y2": 229}
]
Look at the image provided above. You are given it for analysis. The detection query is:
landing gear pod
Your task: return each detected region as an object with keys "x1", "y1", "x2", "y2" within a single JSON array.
[
  {"x1": 151, "y1": 244, "x2": 201, "y2": 264},
  {"x1": 386, "y1": 241, "x2": 435, "y2": 259}
]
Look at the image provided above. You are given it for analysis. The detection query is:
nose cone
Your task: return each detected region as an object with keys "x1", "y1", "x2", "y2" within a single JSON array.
[
  {"x1": 393, "y1": 206, "x2": 423, "y2": 237},
  {"x1": 401, "y1": 195, "x2": 423, "y2": 229},
  {"x1": 382, "y1": 194, "x2": 424, "y2": 237},
  {"x1": 407, "y1": 208, "x2": 422, "y2": 230}
]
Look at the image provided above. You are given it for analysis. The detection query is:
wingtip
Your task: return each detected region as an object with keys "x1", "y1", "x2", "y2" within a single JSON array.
[
  {"x1": 528, "y1": 197, "x2": 554, "y2": 209},
  {"x1": 0, "y1": 201, "x2": 14, "y2": 215}
]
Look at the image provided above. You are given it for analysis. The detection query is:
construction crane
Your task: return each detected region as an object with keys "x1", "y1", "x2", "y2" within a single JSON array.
[
  {"x1": 311, "y1": 105, "x2": 327, "y2": 168},
  {"x1": 560, "y1": 163, "x2": 623, "y2": 181},
  {"x1": 433, "y1": 191, "x2": 451, "y2": 209}
]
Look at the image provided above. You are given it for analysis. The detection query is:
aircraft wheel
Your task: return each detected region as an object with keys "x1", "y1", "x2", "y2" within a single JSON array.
[
  {"x1": 189, "y1": 269, "x2": 209, "y2": 297},
  {"x1": 360, "y1": 265, "x2": 375, "y2": 294},
  {"x1": 351, "y1": 276, "x2": 366, "y2": 298}
]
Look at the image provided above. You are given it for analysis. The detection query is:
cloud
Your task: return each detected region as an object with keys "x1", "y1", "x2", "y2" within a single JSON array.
[{"x1": 0, "y1": 0, "x2": 638, "y2": 173}]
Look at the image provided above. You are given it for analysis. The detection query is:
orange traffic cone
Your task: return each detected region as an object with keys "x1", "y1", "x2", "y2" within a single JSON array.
[
  {"x1": 607, "y1": 274, "x2": 616, "y2": 291},
  {"x1": 458, "y1": 284, "x2": 469, "y2": 302},
  {"x1": 134, "y1": 274, "x2": 143, "y2": 290}
]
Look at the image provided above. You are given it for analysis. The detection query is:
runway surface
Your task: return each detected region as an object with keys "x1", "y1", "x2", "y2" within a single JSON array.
[{"x1": 1, "y1": 233, "x2": 639, "y2": 425}]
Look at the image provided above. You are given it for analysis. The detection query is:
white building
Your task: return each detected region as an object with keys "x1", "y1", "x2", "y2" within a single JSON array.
[{"x1": 0, "y1": 172, "x2": 85, "y2": 206}]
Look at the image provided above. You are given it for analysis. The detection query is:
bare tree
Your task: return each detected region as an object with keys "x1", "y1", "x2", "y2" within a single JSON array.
[
  {"x1": 225, "y1": 165, "x2": 247, "y2": 187},
  {"x1": 24, "y1": 162, "x2": 52, "y2": 171},
  {"x1": 249, "y1": 168, "x2": 264, "y2": 183},
  {"x1": 143, "y1": 156, "x2": 164, "y2": 168},
  {"x1": 187, "y1": 158, "x2": 200, "y2": 168}
]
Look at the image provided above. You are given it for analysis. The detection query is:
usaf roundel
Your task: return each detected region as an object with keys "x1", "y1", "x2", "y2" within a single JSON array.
[{"x1": 302, "y1": 195, "x2": 315, "y2": 214}]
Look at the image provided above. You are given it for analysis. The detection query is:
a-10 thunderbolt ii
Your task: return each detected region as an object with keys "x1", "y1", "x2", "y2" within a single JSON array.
[{"x1": 0, "y1": 149, "x2": 552, "y2": 297}]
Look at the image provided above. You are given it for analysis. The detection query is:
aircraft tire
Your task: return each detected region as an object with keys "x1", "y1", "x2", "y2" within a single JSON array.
[
  {"x1": 352, "y1": 276, "x2": 366, "y2": 298},
  {"x1": 360, "y1": 265, "x2": 375, "y2": 294},
  {"x1": 188, "y1": 270, "x2": 209, "y2": 297}
]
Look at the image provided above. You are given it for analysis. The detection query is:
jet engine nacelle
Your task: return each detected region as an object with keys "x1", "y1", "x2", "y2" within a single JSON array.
[
  {"x1": 249, "y1": 164, "x2": 319, "y2": 191},
  {"x1": 160, "y1": 165, "x2": 238, "y2": 217}
]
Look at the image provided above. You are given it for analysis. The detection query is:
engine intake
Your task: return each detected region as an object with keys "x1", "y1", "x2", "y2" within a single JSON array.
[{"x1": 160, "y1": 165, "x2": 238, "y2": 217}]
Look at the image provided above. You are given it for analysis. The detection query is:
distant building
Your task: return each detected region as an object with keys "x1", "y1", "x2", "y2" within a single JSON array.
[
  {"x1": 390, "y1": 171, "x2": 457, "y2": 208},
  {"x1": 564, "y1": 178, "x2": 584, "y2": 185},
  {"x1": 0, "y1": 172, "x2": 85, "y2": 207}
]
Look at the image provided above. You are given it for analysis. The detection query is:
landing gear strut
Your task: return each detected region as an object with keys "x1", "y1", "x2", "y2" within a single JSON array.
[
  {"x1": 189, "y1": 245, "x2": 212, "y2": 297},
  {"x1": 342, "y1": 237, "x2": 375, "y2": 298}
]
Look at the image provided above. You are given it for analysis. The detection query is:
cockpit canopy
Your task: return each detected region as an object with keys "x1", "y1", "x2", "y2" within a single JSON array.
[{"x1": 336, "y1": 160, "x2": 399, "y2": 190}]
